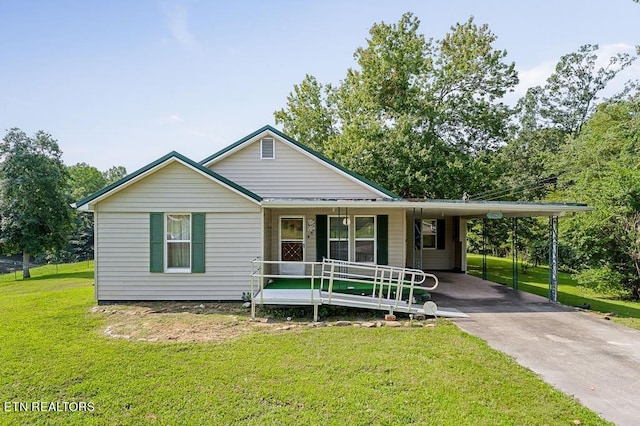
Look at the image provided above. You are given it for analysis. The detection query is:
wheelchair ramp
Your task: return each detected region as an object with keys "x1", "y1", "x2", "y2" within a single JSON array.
[{"x1": 251, "y1": 258, "x2": 467, "y2": 321}]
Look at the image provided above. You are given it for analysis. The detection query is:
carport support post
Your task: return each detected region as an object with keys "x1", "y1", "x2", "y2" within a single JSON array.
[
  {"x1": 548, "y1": 215, "x2": 559, "y2": 302},
  {"x1": 482, "y1": 218, "x2": 487, "y2": 280},
  {"x1": 512, "y1": 217, "x2": 518, "y2": 290}
]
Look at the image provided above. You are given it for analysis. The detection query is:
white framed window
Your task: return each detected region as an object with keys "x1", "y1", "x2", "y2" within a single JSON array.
[
  {"x1": 329, "y1": 216, "x2": 350, "y2": 261},
  {"x1": 166, "y1": 213, "x2": 191, "y2": 272},
  {"x1": 422, "y1": 219, "x2": 437, "y2": 249},
  {"x1": 354, "y1": 216, "x2": 376, "y2": 263},
  {"x1": 260, "y1": 137, "x2": 275, "y2": 159}
]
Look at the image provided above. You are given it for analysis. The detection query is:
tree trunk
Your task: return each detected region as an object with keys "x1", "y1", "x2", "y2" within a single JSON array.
[{"x1": 22, "y1": 252, "x2": 31, "y2": 279}]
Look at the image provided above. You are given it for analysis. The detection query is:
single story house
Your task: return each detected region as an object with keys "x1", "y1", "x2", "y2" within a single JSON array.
[{"x1": 75, "y1": 125, "x2": 590, "y2": 302}]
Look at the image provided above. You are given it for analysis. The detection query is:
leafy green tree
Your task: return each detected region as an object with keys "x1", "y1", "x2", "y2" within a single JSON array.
[
  {"x1": 276, "y1": 13, "x2": 518, "y2": 198},
  {"x1": 518, "y1": 44, "x2": 636, "y2": 138},
  {"x1": 273, "y1": 75, "x2": 336, "y2": 153},
  {"x1": 55, "y1": 163, "x2": 127, "y2": 263},
  {"x1": 554, "y1": 94, "x2": 640, "y2": 298},
  {"x1": 494, "y1": 45, "x2": 637, "y2": 204},
  {"x1": 68, "y1": 162, "x2": 107, "y2": 201},
  {"x1": 103, "y1": 165, "x2": 127, "y2": 185},
  {"x1": 0, "y1": 129, "x2": 73, "y2": 278}
]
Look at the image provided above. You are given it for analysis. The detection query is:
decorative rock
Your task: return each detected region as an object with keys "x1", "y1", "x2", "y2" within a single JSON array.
[
  {"x1": 352, "y1": 323, "x2": 361, "y2": 328},
  {"x1": 361, "y1": 322, "x2": 377, "y2": 328},
  {"x1": 313, "y1": 322, "x2": 327, "y2": 327},
  {"x1": 384, "y1": 314, "x2": 396, "y2": 321},
  {"x1": 385, "y1": 321, "x2": 401, "y2": 327},
  {"x1": 409, "y1": 321, "x2": 423, "y2": 328},
  {"x1": 334, "y1": 320, "x2": 352, "y2": 327},
  {"x1": 414, "y1": 314, "x2": 426, "y2": 321},
  {"x1": 376, "y1": 321, "x2": 384, "y2": 327},
  {"x1": 425, "y1": 323, "x2": 436, "y2": 328},
  {"x1": 242, "y1": 302, "x2": 251, "y2": 308}
]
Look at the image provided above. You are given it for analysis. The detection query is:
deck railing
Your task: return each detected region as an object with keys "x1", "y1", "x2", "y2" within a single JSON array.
[
  {"x1": 250, "y1": 257, "x2": 439, "y2": 319},
  {"x1": 250, "y1": 258, "x2": 323, "y2": 318}
]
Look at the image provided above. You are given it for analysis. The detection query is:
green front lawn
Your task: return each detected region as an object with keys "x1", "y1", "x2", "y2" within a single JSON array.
[
  {"x1": 0, "y1": 263, "x2": 610, "y2": 424},
  {"x1": 467, "y1": 253, "x2": 640, "y2": 329}
]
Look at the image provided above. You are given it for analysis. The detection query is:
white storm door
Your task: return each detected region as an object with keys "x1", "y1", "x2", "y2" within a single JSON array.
[{"x1": 280, "y1": 217, "x2": 305, "y2": 275}]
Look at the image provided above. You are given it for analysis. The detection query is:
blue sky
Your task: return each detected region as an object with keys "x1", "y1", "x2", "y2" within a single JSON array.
[{"x1": 1, "y1": 0, "x2": 638, "y2": 173}]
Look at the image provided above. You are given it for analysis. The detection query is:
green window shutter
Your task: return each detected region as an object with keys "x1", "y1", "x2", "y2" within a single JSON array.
[
  {"x1": 437, "y1": 219, "x2": 446, "y2": 250},
  {"x1": 150, "y1": 212, "x2": 164, "y2": 272},
  {"x1": 377, "y1": 215, "x2": 388, "y2": 265},
  {"x1": 316, "y1": 215, "x2": 328, "y2": 261},
  {"x1": 191, "y1": 213, "x2": 206, "y2": 273}
]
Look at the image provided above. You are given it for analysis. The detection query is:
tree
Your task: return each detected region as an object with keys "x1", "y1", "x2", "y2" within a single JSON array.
[
  {"x1": 103, "y1": 165, "x2": 127, "y2": 185},
  {"x1": 273, "y1": 75, "x2": 336, "y2": 153},
  {"x1": 276, "y1": 13, "x2": 518, "y2": 198},
  {"x1": 62, "y1": 163, "x2": 108, "y2": 264},
  {"x1": 56, "y1": 163, "x2": 127, "y2": 263},
  {"x1": 494, "y1": 44, "x2": 636, "y2": 203},
  {"x1": 518, "y1": 44, "x2": 636, "y2": 138},
  {"x1": 68, "y1": 162, "x2": 107, "y2": 201},
  {"x1": 554, "y1": 93, "x2": 640, "y2": 298},
  {"x1": 0, "y1": 129, "x2": 73, "y2": 278}
]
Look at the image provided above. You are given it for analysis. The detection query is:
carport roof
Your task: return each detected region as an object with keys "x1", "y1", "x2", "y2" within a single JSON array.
[{"x1": 260, "y1": 198, "x2": 592, "y2": 218}]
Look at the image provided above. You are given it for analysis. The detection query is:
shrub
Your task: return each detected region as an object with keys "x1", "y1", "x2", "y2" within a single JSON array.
[{"x1": 574, "y1": 266, "x2": 627, "y2": 297}]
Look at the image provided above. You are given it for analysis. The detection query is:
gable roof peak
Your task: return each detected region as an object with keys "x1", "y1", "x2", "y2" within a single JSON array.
[
  {"x1": 74, "y1": 150, "x2": 261, "y2": 210},
  {"x1": 201, "y1": 125, "x2": 399, "y2": 199}
]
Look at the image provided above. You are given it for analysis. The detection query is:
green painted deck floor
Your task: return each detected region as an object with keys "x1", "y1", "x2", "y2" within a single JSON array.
[{"x1": 266, "y1": 277, "x2": 429, "y2": 297}]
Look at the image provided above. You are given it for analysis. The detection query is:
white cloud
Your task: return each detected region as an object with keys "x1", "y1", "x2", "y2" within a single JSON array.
[
  {"x1": 167, "y1": 114, "x2": 184, "y2": 123},
  {"x1": 162, "y1": 2, "x2": 199, "y2": 51},
  {"x1": 158, "y1": 114, "x2": 185, "y2": 124},
  {"x1": 513, "y1": 60, "x2": 557, "y2": 97}
]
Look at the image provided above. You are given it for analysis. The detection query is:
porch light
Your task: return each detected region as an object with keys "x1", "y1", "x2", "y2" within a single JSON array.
[{"x1": 342, "y1": 217, "x2": 351, "y2": 226}]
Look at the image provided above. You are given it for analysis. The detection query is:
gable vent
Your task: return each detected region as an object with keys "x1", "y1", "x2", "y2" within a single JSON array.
[{"x1": 261, "y1": 138, "x2": 275, "y2": 159}]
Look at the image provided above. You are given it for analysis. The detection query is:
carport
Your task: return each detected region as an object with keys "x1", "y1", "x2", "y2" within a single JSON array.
[{"x1": 402, "y1": 200, "x2": 592, "y2": 301}]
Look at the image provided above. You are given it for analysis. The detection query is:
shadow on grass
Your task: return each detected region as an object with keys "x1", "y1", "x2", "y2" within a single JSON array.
[
  {"x1": 25, "y1": 270, "x2": 95, "y2": 282},
  {"x1": 473, "y1": 268, "x2": 640, "y2": 319}
]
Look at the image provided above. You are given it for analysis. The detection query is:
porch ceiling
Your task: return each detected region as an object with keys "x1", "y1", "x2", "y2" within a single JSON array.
[{"x1": 260, "y1": 198, "x2": 592, "y2": 218}]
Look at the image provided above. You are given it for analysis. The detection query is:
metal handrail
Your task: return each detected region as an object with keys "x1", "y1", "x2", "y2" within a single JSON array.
[{"x1": 250, "y1": 258, "x2": 439, "y2": 319}]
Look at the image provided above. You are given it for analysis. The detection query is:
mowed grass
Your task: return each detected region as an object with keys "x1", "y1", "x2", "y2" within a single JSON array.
[
  {"x1": 468, "y1": 253, "x2": 640, "y2": 330},
  {"x1": 0, "y1": 263, "x2": 610, "y2": 425}
]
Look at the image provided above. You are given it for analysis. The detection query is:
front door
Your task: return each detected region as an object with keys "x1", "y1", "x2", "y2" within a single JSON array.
[{"x1": 280, "y1": 217, "x2": 305, "y2": 275}]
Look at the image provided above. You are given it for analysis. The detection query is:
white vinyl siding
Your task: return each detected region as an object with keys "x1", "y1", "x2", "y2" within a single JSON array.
[
  {"x1": 95, "y1": 212, "x2": 260, "y2": 300},
  {"x1": 210, "y1": 137, "x2": 383, "y2": 199},
  {"x1": 94, "y1": 161, "x2": 261, "y2": 300},
  {"x1": 98, "y1": 162, "x2": 258, "y2": 213}
]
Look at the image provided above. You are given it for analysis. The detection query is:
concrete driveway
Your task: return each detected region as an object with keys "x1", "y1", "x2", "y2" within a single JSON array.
[{"x1": 433, "y1": 272, "x2": 640, "y2": 426}]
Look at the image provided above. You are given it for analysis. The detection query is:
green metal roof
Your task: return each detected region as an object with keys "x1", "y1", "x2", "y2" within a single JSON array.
[
  {"x1": 200, "y1": 125, "x2": 400, "y2": 199},
  {"x1": 74, "y1": 151, "x2": 262, "y2": 209}
]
